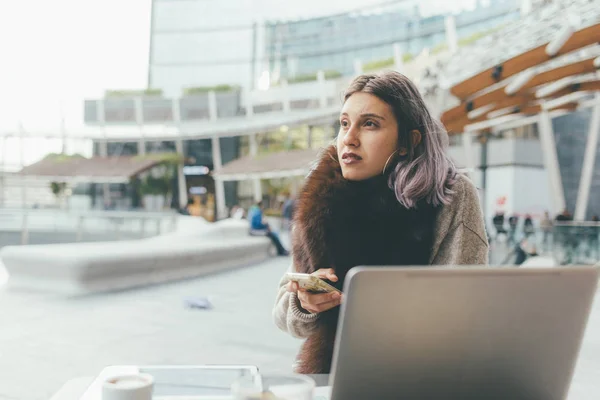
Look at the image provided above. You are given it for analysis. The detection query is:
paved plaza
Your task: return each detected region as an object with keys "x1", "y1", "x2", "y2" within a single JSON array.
[
  {"x1": 0, "y1": 257, "x2": 300, "y2": 400},
  {"x1": 1, "y1": 254, "x2": 600, "y2": 399}
]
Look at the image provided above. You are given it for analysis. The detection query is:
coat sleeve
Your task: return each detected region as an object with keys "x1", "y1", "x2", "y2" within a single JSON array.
[
  {"x1": 431, "y1": 222, "x2": 489, "y2": 265},
  {"x1": 272, "y1": 265, "x2": 320, "y2": 338},
  {"x1": 430, "y1": 175, "x2": 489, "y2": 266}
]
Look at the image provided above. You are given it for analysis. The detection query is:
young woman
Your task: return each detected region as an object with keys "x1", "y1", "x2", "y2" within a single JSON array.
[{"x1": 273, "y1": 71, "x2": 488, "y2": 374}]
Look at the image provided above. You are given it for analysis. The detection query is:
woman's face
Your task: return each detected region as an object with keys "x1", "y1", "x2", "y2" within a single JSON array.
[{"x1": 337, "y1": 92, "x2": 399, "y2": 181}]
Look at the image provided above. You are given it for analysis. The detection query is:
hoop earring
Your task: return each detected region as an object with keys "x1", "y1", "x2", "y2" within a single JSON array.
[
  {"x1": 382, "y1": 150, "x2": 409, "y2": 175},
  {"x1": 382, "y1": 151, "x2": 399, "y2": 175}
]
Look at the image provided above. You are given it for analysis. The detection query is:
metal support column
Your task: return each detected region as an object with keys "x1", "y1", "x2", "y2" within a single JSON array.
[
  {"x1": 135, "y1": 97, "x2": 146, "y2": 155},
  {"x1": 252, "y1": 178, "x2": 263, "y2": 203},
  {"x1": 0, "y1": 136, "x2": 5, "y2": 207},
  {"x1": 282, "y1": 80, "x2": 291, "y2": 113},
  {"x1": 245, "y1": 88, "x2": 254, "y2": 118},
  {"x1": 98, "y1": 140, "x2": 111, "y2": 208},
  {"x1": 249, "y1": 133, "x2": 258, "y2": 157},
  {"x1": 19, "y1": 125, "x2": 27, "y2": 208},
  {"x1": 19, "y1": 125, "x2": 28, "y2": 244},
  {"x1": 208, "y1": 91, "x2": 218, "y2": 121},
  {"x1": 480, "y1": 132, "x2": 489, "y2": 222},
  {"x1": 175, "y1": 138, "x2": 187, "y2": 209},
  {"x1": 538, "y1": 110, "x2": 566, "y2": 214},
  {"x1": 462, "y1": 130, "x2": 476, "y2": 174},
  {"x1": 212, "y1": 136, "x2": 227, "y2": 220},
  {"x1": 249, "y1": 134, "x2": 262, "y2": 203},
  {"x1": 574, "y1": 94, "x2": 600, "y2": 220}
]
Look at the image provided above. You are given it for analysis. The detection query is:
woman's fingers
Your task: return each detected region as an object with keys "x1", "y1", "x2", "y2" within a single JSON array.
[
  {"x1": 286, "y1": 281, "x2": 299, "y2": 293},
  {"x1": 301, "y1": 297, "x2": 342, "y2": 313},
  {"x1": 298, "y1": 290, "x2": 339, "y2": 305},
  {"x1": 297, "y1": 290, "x2": 342, "y2": 313},
  {"x1": 312, "y1": 268, "x2": 338, "y2": 282}
]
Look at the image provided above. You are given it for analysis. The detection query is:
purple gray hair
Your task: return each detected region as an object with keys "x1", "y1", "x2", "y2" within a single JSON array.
[{"x1": 343, "y1": 71, "x2": 457, "y2": 209}]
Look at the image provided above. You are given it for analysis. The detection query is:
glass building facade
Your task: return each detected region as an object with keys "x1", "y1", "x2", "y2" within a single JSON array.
[
  {"x1": 263, "y1": 0, "x2": 519, "y2": 79},
  {"x1": 148, "y1": 0, "x2": 520, "y2": 95},
  {"x1": 553, "y1": 109, "x2": 600, "y2": 220}
]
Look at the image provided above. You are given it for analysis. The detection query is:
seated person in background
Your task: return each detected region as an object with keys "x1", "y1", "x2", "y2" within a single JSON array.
[{"x1": 248, "y1": 201, "x2": 289, "y2": 256}]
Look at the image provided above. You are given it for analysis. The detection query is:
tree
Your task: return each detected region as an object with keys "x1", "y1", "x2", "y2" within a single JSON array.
[
  {"x1": 135, "y1": 153, "x2": 184, "y2": 209},
  {"x1": 49, "y1": 181, "x2": 68, "y2": 208}
]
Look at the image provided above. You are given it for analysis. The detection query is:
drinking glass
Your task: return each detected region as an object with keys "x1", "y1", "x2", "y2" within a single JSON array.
[{"x1": 231, "y1": 374, "x2": 315, "y2": 400}]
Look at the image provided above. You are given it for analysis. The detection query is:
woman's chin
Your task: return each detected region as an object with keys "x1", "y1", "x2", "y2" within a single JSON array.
[{"x1": 341, "y1": 169, "x2": 372, "y2": 181}]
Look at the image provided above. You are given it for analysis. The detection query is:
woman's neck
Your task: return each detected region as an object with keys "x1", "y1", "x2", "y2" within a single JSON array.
[{"x1": 347, "y1": 174, "x2": 391, "y2": 192}]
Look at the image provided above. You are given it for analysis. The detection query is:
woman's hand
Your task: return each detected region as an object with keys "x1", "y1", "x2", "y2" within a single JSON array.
[{"x1": 286, "y1": 268, "x2": 342, "y2": 314}]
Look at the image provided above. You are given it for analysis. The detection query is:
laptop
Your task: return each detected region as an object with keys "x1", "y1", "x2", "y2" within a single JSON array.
[{"x1": 329, "y1": 266, "x2": 599, "y2": 400}]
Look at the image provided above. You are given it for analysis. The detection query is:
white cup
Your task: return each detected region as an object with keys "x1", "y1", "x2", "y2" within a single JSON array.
[{"x1": 102, "y1": 373, "x2": 154, "y2": 400}]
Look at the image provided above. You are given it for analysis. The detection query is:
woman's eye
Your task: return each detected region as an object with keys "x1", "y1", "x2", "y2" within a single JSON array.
[
  {"x1": 340, "y1": 120, "x2": 349, "y2": 128},
  {"x1": 364, "y1": 120, "x2": 377, "y2": 127}
]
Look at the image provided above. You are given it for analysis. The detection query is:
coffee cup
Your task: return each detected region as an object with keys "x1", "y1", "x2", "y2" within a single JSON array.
[{"x1": 102, "y1": 373, "x2": 154, "y2": 400}]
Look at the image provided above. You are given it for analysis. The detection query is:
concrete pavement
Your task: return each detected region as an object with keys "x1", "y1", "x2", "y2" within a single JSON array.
[{"x1": 0, "y1": 256, "x2": 300, "y2": 400}]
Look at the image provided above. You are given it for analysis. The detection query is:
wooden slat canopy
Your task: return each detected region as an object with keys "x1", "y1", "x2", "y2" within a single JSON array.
[
  {"x1": 450, "y1": 23, "x2": 600, "y2": 99},
  {"x1": 440, "y1": 21, "x2": 600, "y2": 134},
  {"x1": 446, "y1": 100, "x2": 590, "y2": 134},
  {"x1": 442, "y1": 56, "x2": 599, "y2": 125}
]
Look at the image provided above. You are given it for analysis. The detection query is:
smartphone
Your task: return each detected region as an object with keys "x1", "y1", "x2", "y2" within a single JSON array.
[{"x1": 286, "y1": 272, "x2": 341, "y2": 293}]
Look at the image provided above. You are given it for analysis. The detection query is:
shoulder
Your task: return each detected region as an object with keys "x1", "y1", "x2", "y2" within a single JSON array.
[
  {"x1": 430, "y1": 174, "x2": 489, "y2": 264},
  {"x1": 435, "y1": 174, "x2": 484, "y2": 233},
  {"x1": 450, "y1": 174, "x2": 480, "y2": 210}
]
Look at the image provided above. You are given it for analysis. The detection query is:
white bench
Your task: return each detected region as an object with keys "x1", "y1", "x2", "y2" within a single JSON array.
[{"x1": 0, "y1": 218, "x2": 273, "y2": 295}]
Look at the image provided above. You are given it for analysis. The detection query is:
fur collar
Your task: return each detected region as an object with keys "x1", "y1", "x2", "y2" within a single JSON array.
[{"x1": 292, "y1": 145, "x2": 438, "y2": 373}]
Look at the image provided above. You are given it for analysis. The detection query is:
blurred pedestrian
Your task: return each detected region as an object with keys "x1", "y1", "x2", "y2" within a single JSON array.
[
  {"x1": 540, "y1": 211, "x2": 553, "y2": 250},
  {"x1": 281, "y1": 195, "x2": 296, "y2": 231},
  {"x1": 523, "y1": 214, "x2": 535, "y2": 238},
  {"x1": 508, "y1": 214, "x2": 519, "y2": 245},
  {"x1": 492, "y1": 212, "x2": 507, "y2": 241}
]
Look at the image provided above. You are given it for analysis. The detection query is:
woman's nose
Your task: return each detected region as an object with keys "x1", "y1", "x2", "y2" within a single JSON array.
[{"x1": 343, "y1": 126, "x2": 360, "y2": 147}]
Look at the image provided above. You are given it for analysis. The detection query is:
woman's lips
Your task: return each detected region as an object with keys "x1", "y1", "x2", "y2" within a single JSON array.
[
  {"x1": 341, "y1": 152, "x2": 362, "y2": 165},
  {"x1": 342, "y1": 157, "x2": 362, "y2": 165}
]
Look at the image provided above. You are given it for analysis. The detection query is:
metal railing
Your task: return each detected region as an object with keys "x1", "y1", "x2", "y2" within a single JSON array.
[
  {"x1": 490, "y1": 221, "x2": 600, "y2": 265},
  {"x1": 0, "y1": 208, "x2": 179, "y2": 245},
  {"x1": 84, "y1": 74, "x2": 341, "y2": 125}
]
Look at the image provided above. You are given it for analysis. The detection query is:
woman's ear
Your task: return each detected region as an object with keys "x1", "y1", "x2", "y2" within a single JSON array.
[{"x1": 411, "y1": 129, "x2": 422, "y2": 147}]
